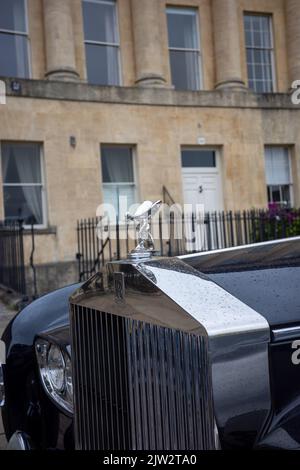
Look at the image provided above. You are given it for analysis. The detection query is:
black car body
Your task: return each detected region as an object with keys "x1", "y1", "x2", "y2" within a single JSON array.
[{"x1": 1, "y1": 237, "x2": 300, "y2": 450}]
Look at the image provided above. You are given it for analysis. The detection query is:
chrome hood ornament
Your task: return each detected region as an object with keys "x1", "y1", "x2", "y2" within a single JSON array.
[{"x1": 126, "y1": 200, "x2": 162, "y2": 259}]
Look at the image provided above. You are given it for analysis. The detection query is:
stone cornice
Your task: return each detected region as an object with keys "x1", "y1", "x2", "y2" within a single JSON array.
[{"x1": 1, "y1": 77, "x2": 299, "y2": 110}]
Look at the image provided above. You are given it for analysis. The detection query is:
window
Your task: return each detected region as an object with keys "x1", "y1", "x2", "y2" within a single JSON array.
[
  {"x1": 166, "y1": 7, "x2": 202, "y2": 91},
  {"x1": 181, "y1": 149, "x2": 216, "y2": 168},
  {"x1": 0, "y1": 0, "x2": 30, "y2": 78},
  {"x1": 265, "y1": 147, "x2": 292, "y2": 207},
  {"x1": 244, "y1": 13, "x2": 275, "y2": 93},
  {"x1": 82, "y1": 0, "x2": 120, "y2": 86},
  {"x1": 1, "y1": 143, "x2": 46, "y2": 226},
  {"x1": 101, "y1": 146, "x2": 136, "y2": 216}
]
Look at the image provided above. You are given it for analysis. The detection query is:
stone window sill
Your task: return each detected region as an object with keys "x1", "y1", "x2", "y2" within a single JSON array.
[{"x1": 23, "y1": 226, "x2": 57, "y2": 236}]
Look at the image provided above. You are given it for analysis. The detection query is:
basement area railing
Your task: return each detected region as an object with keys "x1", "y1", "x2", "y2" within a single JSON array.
[
  {"x1": 76, "y1": 207, "x2": 300, "y2": 282},
  {"x1": 0, "y1": 221, "x2": 26, "y2": 296}
]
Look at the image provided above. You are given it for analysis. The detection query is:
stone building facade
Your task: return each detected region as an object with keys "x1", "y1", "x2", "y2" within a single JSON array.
[{"x1": 0, "y1": 0, "x2": 300, "y2": 292}]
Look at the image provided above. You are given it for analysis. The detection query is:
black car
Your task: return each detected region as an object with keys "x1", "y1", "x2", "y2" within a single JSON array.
[{"x1": 1, "y1": 236, "x2": 300, "y2": 450}]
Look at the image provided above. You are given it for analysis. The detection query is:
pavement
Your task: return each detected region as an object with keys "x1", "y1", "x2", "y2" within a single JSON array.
[{"x1": 0, "y1": 300, "x2": 17, "y2": 450}]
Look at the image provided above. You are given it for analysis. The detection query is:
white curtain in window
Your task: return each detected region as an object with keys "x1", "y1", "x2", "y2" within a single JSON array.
[
  {"x1": 265, "y1": 147, "x2": 290, "y2": 185},
  {"x1": 1, "y1": 150, "x2": 9, "y2": 180},
  {"x1": 185, "y1": 51, "x2": 199, "y2": 90},
  {"x1": 14, "y1": 152, "x2": 42, "y2": 223},
  {"x1": 104, "y1": 154, "x2": 133, "y2": 183},
  {"x1": 102, "y1": 149, "x2": 135, "y2": 216},
  {"x1": 21, "y1": 185, "x2": 42, "y2": 224},
  {"x1": 103, "y1": 2, "x2": 117, "y2": 43},
  {"x1": 103, "y1": 185, "x2": 135, "y2": 214},
  {"x1": 12, "y1": 0, "x2": 27, "y2": 77},
  {"x1": 3, "y1": 146, "x2": 42, "y2": 224},
  {"x1": 104, "y1": 3, "x2": 118, "y2": 84},
  {"x1": 14, "y1": 35, "x2": 27, "y2": 78},
  {"x1": 12, "y1": 0, "x2": 26, "y2": 32},
  {"x1": 106, "y1": 45, "x2": 118, "y2": 85},
  {"x1": 183, "y1": 13, "x2": 199, "y2": 90},
  {"x1": 182, "y1": 12, "x2": 197, "y2": 48}
]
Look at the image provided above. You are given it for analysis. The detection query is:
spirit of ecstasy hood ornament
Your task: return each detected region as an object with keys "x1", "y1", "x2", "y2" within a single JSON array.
[{"x1": 126, "y1": 200, "x2": 162, "y2": 259}]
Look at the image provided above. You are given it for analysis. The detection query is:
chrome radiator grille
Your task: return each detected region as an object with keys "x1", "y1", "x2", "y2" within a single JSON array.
[{"x1": 71, "y1": 305, "x2": 215, "y2": 450}]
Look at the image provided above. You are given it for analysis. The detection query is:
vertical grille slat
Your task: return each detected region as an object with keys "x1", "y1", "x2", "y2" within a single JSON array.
[
  {"x1": 100, "y1": 313, "x2": 111, "y2": 449},
  {"x1": 144, "y1": 324, "x2": 156, "y2": 450},
  {"x1": 104, "y1": 313, "x2": 115, "y2": 448},
  {"x1": 115, "y1": 314, "x2": 127, "y2": 449},
  {"x1": 128, "y1": 319, "x2": 142, "y2": 450},
  {"x1": 71, "y1": 305, "x2": 215, "y2": 450},
  {"x1": 151, "y1": 323, "x2": 163, "y2": 449},
  {"x1": 93, "y1": 310, "x2": 104, "y2": 449}
]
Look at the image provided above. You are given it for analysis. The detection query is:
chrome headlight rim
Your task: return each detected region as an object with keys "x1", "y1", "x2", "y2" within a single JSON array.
[{"x1": 35, "y1": 338, "x2": 73, "y2": 416}]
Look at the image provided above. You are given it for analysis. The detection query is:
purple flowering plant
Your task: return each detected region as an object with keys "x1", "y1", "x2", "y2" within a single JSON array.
[{"x1": 254, "y1": 203, "x2": 300, "y2": 241}]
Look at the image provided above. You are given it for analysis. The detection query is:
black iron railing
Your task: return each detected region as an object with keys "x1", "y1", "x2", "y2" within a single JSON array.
[
  {"x1": 76, "y1": 218, "x2": 113, "y2": 282},
  {"x1": 76, "y1": 208, "x2": 300, "y2": 282},
  {"x1": 0, "y1": 221, "x2": 26, "y2": 295}
]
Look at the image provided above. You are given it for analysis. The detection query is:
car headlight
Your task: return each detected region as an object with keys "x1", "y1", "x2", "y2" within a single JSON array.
[{"x1": 35, "y1": 339, "x2": 73, "y2": 415}]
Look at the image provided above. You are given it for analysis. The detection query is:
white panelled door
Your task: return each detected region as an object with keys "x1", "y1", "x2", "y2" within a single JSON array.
[
  {"x1": 182, "y1": 171, "x2": 223, "y2": 212},
  {"x1": 181, "y1": 149, "x2": 223, "y2": 212}
]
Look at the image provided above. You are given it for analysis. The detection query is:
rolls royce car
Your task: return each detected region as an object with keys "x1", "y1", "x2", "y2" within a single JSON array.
[{"x1": 1, "y1": 235, "x2": 300, "y2": 450}]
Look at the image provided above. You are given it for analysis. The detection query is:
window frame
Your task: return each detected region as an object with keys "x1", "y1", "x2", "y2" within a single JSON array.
[
  {"x1": 100, "y1": 145, "x2": 138, "y2": 218},
  {"x1": 166, "y1": 6, "x2": 203, "y2": 91},
  {"x1": 243, "y1": 12, "x2": 276, "y2": 93},
  {"x1": 0, "y1": 0, "x2": 31, "y2": 79},
  {"x1": 1, "y1": 142, "x2": 47, "y2": 229},
  {"x1": 267, "y1": 185, "x2": 292, "y2": 207},
  {"x1": 82, "y1": 0, "x2": 122, "y2": 86},
  {"x1": 181, "y1": 148, "x2": 217, "y2": 169},
  {"x1": 264, "y1": 146, "x2": 293, "y2": 207}
]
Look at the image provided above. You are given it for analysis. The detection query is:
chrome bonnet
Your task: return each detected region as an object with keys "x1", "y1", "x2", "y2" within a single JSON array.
[{"x1": 70, "y1": 256, "x2": 270, "y2": 448}]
